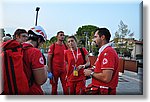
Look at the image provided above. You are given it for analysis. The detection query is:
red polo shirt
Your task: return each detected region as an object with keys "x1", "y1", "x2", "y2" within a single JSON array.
[
  {"x1": 48, "y1": 43, "x2": 67, "y2": 70},
  {"x1": 64, "y1": 47, "x2": 88, "y2": 82},
  {"x1": 92, "y1": 46, "x2": 119, "y2": 89},
  {"x1": 22, "y1": 42, "x2": 45, "y2": 95}
]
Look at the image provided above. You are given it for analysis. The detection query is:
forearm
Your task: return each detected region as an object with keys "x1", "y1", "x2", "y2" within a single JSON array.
[
  {"x1": 82, "y1": 55, "x2": 91, "y2": 68},
  {"x1": 84, "y1": 69, "x2": 113, "y2": 83},
  {"x1": 92, "y1": 72, "x2": 107, "y2": 83},
  {"x1": 85, "y1": 55, "x2": 90, "y2": 67},
  {"x1": 84, "y1": 61, "x2": 90, "y2": 68}
]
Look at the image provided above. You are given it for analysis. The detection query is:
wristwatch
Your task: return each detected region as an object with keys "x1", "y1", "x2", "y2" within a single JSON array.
[{"x1": 90, "y1": 71, "x2": 94, "y2": 77}]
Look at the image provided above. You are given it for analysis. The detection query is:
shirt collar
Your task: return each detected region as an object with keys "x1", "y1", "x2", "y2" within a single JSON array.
[
  {"x1": 98, "y1": 42, "x2": 113, "y2": 56},
  {"x1": 23, "y1": 42, "x2": 34, "y2": 47}
]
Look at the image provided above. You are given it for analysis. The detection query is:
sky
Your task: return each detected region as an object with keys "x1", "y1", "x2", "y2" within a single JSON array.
[
  {"x1": 0, "y1": 0, "x2": 150, "y2": 101},
  {"x1": 0, "y1": 0, "x2": 142, "y2": 40}
]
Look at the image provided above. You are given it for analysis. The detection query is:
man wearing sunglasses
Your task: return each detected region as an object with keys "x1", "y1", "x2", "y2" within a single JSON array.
[{"x1": 47, "y1": 31, "x2": 68, "y2": 95}]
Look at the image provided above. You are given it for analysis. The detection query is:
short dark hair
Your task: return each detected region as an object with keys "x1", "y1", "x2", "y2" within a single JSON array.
[
  {"x1": 67, "y1": 35, "x2": 77, "y2": 43},
  {"x1": 13, "y1": 29, "x2": 27, "y2": 39},
  {"x1": 57, "y1": 31, "x2": 64, "y2": 36},
  {"x1": 95, "y1": 28, "x2": 111, "y2": 42}
]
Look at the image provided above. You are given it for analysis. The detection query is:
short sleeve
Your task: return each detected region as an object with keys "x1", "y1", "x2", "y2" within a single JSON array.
[
  {"x1": 48, "y1": 44, "x2": 54, "y2": 55},
  {"x1": 101, "y1": 51, "x2": 115, "y2": 70},
  {"x1": 31, "y1": 49, "x2": 45, "y2": 69}
]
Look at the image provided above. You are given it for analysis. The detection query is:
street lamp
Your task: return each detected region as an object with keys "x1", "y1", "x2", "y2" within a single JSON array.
[
  {"x1": 35, "y1": 7, "x2": 40, "y2": 26},
  {"x1": 84, "y1": 32, "x2": 88, "y2": 50}
]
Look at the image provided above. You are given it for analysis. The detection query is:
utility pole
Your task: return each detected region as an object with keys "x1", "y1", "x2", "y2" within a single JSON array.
[
  {"x1": 84, "y1": 32, "x2": 88, "y2": 50},
  {"x1": 35, "y1": 7, "x2": 40, "y2": 26}
]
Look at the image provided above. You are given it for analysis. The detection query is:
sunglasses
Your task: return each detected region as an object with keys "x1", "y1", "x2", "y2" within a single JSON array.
[
  {"x1": 21, "y1": 33, "x2": 28, "y2": 37},
  {"x1": 60, "y1": 34, "x2": 65, "y2": 36}
]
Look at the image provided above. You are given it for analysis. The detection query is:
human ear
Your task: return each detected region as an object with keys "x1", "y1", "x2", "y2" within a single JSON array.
[{"x1": 101, "y1": 35, "x2": 105, "y2": 40}]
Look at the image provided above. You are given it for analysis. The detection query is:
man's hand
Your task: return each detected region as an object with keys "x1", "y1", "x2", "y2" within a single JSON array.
[{"x1": 84, "y1": 69, "x2": 92, "y2": 76}]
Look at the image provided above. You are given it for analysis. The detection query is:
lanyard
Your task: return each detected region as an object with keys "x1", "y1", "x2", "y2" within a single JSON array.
[{"x1": 71, "y1": 48, "x2": 78, "y2": 64}]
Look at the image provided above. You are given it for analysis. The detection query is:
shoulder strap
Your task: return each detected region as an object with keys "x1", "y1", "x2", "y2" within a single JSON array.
[
  {"x1": 4, "y1": 50, "x2": 18, "y2": 94},
  {"x1": 50, "y1": 43, "x2": 55, "y2": 74},
  {"x1": 42, "y1": 53, "x2": 46, "y2": 65},
  {"x1": 63, "y1": 42, "x2": 68, "y2": 50},
  {"x1": 51, "y1": 43, "x2": 55, "y2": 57},
  {"x1": 22, "y1": 46, "x2": 34, "y2": 87},
  {"x1": 9, "y1": 54, "x2": 18, "y2": 94},
  {"x1": 52, "y1": 43, "x2": 56, "y2": 58},
  {"x1": 79, "y1": 48, "x2": 86, "y2": 64},
  {"x1": 4, "y1": 51, "x2": 13, "y2": 94}
]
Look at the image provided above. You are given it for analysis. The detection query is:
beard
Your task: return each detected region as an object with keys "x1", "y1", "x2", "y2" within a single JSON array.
[
  {"x1": 59, "y1": 39, "x2": 64, "y2": 42},
  {"x1": 93, "y1": 41, "x2": 99, "y2": 47},
  {"x1": 95, "y1": 44, "x2": 99, "y2": 47}
]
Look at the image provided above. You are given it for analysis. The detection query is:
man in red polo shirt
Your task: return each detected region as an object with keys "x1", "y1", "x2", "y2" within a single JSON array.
[
  {"x1": 47, "y1": 31, "x2": 68, "y2": 95},
  {"x1": 84, "y1": 28, "x2": 119, "y2": 95}
]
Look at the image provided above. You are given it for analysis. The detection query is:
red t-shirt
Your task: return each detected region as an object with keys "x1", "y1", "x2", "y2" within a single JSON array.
[
  {"x1": 92, "y1": 46, "x2": 119, "y2": 89},
  {"x1": 64, "y1": 47, "x2": 88, "y2": 82},
  {"x1": 48, "y1": 43, "x2": 67, "y2": 70},
  {"x1": 22, "y1": 42, "x2": 45, "y2": 94}
]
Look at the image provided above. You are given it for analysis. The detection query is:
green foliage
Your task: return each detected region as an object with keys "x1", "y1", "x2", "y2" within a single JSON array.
[
  {"x1": 113, "y1": 20, "x2": 134, "y2": 57},
  {"x1": 49, "y1": 36, "x2": 57, "y2": 44},
  {"x1": 75, "y1": 25, "x2": 98, "y2": 53},
  {"x1": 92, "y1": 45, "x2": 99, "y2": 56},
  {"x1": 41, "y1": 35, "x2": 69, "y2": 49},
  {"x1": 117, "y1": 20, "x2": 131, "y2": 38},
  {"x1": 40, "y1": 36, "x2": 56, "y2": 50},
  {"x1": 76, "y1": 25, "x2": 98, "y2": 37}
]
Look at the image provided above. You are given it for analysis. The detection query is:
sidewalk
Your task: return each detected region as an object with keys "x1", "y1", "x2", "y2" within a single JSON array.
[
  {"x1": 42, "y1": 67, "x2": 143, "y2": 95},
  {"x1": 116, "y1": 67, "x2": 143, "y2": 95}
]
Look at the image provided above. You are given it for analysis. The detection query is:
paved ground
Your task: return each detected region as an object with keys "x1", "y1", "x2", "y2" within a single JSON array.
[
  {"x1": 42, "y1": 53, "x2": 143, "y2": 95},
  {"x1": 116, "y1": 68, "x2": 143, "y2": 95}
]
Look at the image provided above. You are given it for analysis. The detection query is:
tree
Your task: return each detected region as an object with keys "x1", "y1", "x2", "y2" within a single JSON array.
[
  {"x1": 0, "y1": 28, "x2": 5, "y2": 37},
  {"x1": 75, "y1": 25, "x2": 98, "y2": 55},
  {"x1": 0, "y1": 28, "x2": 5, "y2": 41},
  {"x1": 114, "y1": 20, "x2": 134, "y2": 57},
  {"x1": 49, "y1": 36, "x2": 57, "y2": 44},
  {"x1": 40, "y1": 35, "x2": 69, "y2": 53}
]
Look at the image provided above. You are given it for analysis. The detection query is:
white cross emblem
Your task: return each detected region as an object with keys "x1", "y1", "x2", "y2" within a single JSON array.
[
  {"x1": 39, "y1": 57, "x2": 44, "y2": 65},
  {"x1": 103, "y1": 58, "x2": 108, "y2": 65}
]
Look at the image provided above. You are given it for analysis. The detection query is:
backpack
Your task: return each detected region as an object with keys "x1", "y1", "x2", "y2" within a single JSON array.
[
  {"x1": 0, "y1": 40, "x2": 29, "y2": 95},
  {"x1": 22, "y1": 45, "x2": 34, "y2": 87}
]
